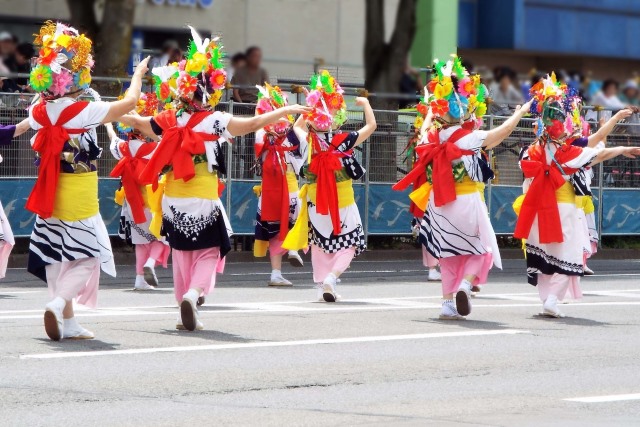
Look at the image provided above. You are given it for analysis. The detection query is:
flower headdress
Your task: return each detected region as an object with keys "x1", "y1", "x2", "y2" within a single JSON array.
[
  {"x1": 29, "y1": 21, "x2": 94, "y2": 97},
  {"x1": 529, "y1": 73, "x2": 581, "y2": 142},
  {"x1": 304, "y1": 70, "x2": 347, "y2": 131},
  {"x1": 425, "y1": 55, "x2": 488, "y2": 125},
  {"x1": 117, "y1": 92, "x2": 160, "y2": 135},
  {"x1": 152, "y1": 26, "x2": 226, "y2": 111},
  {"x1": 256, "y1": 83, "x2": 292, "y2": 135}
]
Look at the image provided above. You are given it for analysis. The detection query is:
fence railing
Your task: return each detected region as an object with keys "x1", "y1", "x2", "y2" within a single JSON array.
[{"x1": 2, "y1": 92, "x2": 640, "y2": 241}]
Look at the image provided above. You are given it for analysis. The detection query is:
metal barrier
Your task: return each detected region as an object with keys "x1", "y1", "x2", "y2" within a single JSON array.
[{"x1": 2, "y1": 92, "x2": 640, "y2": 241}]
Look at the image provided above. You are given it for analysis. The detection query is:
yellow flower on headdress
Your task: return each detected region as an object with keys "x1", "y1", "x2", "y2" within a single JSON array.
[
  {"x1": 414, "y1": 116, "x2": 424, "y2": 130},
  {"x1": 434, "y1": 78, "x2": 453, "y2": 99},
  {"x1": 56, "y1": 34, "x2": 71, "y2": 49},
  {"x1": 475, "y1": 102, "x2": 487, "y2": 117},
  {"x1": 186, "y1": 52, "x2": 207, "y2": 74},
  {"x1": 208, "y1": 89, "x2": 222, "y2": 107}
]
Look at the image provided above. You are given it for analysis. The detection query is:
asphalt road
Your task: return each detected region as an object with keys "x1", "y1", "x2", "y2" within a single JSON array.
[{"x1": 1, "y1": 257, "x2": 640, "y2": 426}]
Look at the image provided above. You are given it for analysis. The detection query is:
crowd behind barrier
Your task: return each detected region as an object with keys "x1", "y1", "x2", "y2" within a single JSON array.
[{"x1": 2, "y1": 91, "x2": 640, "y2": 240}]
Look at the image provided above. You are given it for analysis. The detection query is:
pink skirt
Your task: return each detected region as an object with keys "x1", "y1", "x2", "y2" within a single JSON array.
[
  {"x1": 171, "y1": 248, "x2": 225, "y2": 302},
  {"x1": 439, "y1": 253, "x2": 493, "y2": 295},
  {"x1": 311, "y1": 245, "x2": 355, "y2": 283},
  {"x1": 46, "y1": 258, "x2": 101, "y2": 308}
]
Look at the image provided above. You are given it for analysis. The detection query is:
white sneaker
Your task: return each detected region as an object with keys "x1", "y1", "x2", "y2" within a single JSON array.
[
  {"x1": 322, "y1": 274, "x2": 338, "y2": 302},
  {"x1": 288, "y1": 251, "x2": 304, "y2": 268},
  {"x1": 134, "y1": 275, "x2": 155, "y2": 291},
  {"x1": 455, "y1": 280, "x2": 472, "y2": 316},
  {"x1": 44, "y1": 297, "x2": 65, "y2": 341},
  {"x1": 143, "y1": 263, "x2": 159, "y2": 287},
  {"x1": 542, "y1": 295, "x2": 565, "y2": 318},
  {"x1": 176, "y1": 313, "x2": 204, "y2": 331},
  {"x1": 316, "y1": 283, "x2": 341, "y2": 302},
  {"x1": 268, "y1": 274, "x2": 293, "y2": 287},
  {"x1": 63, "y1": 318, "x2": 94, "y2": 339},
  {"x1": 180, "y1": 290, "x2": 201, "y2": 331},
  {"x1": 427, "y1": 269, "x2": 441, "y2": 281},
  {"x1": 439, "y1": 300, "x2": 465, "y2": 320}
]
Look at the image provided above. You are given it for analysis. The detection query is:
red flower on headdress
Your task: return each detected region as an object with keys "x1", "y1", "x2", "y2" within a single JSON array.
[
  {"x1": 324, "y1": 92, "x2": 343, "y2": 111},
  {"x1": 38, "y1": 48, "x2": 57, "y2": 66},
  {"x1": 159, "y1": 82, "x2": 171, "y2": 101},
  {"x1": 177, "y1": 73, "x2": 197, "y2": 96},
  {"x1": 430, "y1": 99, "x2": 449, "y2": 117},
  {"x1": 546, "y1": 119, "x2": 566, "y2": 140},
  {"x1": 416, "y1": 103, "x2": 428, "y2": 116},
  {"x1": 427, "y1": 79, "x2": 438, "y2": 94}
]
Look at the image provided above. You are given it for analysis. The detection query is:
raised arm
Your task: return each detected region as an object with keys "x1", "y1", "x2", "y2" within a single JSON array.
[
  {"x1": 101, "y1": 56, "x2": 150, "y2": 124},
  {"x1": 483, "y1": 99, "x2": 533, "y2": 149},
  {"x1": 103, "y1": 122, "x2": 118, "y2": 141},
  {"x1": 118, "y1": 115, "x2": 158, "y2": 140},
  {"x1": 590, "y1": 146, "x2": 640, "y2": 166},
  {"x1": 588, "y1": 108, "x2": 633, "y2": 147},
  {"x1": 354, "y1": 97, "x2": 377, "y2": 146},
  {"x1": 227, "y1": 104, "x2": 312, "y2": 137}
]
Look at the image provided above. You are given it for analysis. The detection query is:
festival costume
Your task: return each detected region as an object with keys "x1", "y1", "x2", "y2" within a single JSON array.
[
  {"x1": 393, "y1": 57, "x2": 494, "y2": 319},
  {"x1": 0, "y1": 125, "x2": 16, "y2": 279},
  {"x1": 143, "y1": 27, "x2": 232, "y2": 331},
  {"x1": 514, "y1": 75, "x2": 604, "y2": 317},
  {"x1": 110, "y1": 94, "x2": 170, "y2": 290},
  {"x1": 284, "y1": 71, "x2": 365, "y2": 301},
  {"x1": 252, "y1": 85, "x2": 305, "y2": 285},
  {"x1": 27, "y1": 22, "x2": 110, "y2": 340}
]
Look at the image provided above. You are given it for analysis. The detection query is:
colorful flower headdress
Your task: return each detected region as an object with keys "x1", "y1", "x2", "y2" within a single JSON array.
[
  {"x1": 256, "y1": 83, "x2": 293, "y2": 134},
  {"x1": 117, "y1": 92, "x2": 160, "y2": 134},
  {"x1": 152, "y1": 26, "x2": 226, "y2": 110},
  {"x1": 304, "y1": 70, "x2": 347, "y2": 130},
  {"x1": 529, "y1": 73, "x2": 581, "y2": 141},
  {"x1": 425, "y1": 55, "x2": 487, "y2": 124},
  {"x1": 29, "y1": 21, "x2": 93, "y2": 97}
]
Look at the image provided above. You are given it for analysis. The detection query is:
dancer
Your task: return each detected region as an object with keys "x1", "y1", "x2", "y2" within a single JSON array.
[
  {"x1": 0, "y1": 121, "x2": 30, "y2": 279},
  {"x1": 394, "y1": 56, "x2": 531, "y2": 320},
  {"x1": 120, "y1": 27, "x2": 311, "y2": 331},
  {"x1": 105, "y1": 92, "x2": 170, "y2": 291},
  {"x1": 252, "y1": 83, "x2": 305, "y2": 287},
  {"x1": 26, "y1": 22, "x2": 149, "y2": 341},
  {"x1": 514, "y1": 75, "x2": 640, "y2": 317},
  {"x1": 284, "y1": 70, "x2": 376, "y2": 302}
]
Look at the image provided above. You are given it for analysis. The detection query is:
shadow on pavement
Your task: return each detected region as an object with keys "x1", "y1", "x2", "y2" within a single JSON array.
[
  {"x1": 34, "y1": 338, "x2": 121, "y2": 352},
  {"x1": 413, "y1": 318, "x2": 511, "y2": 330},
  {"x1": 157, "y1": 329, "x2": 256, "y2": 343},
  {"x1": 530, "y1": 315, "x2": 612, "y2": 327}
]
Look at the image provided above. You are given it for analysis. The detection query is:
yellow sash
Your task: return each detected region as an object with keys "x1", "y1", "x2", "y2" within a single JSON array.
[
  {"x1": 283, "y1": 180, "x2": 356, "y2": 251},
  {"x1": 556, "y1": 181, "x2": 575, "y2": 204},
  {"x1": 114, "y1": 185, "x2": 150, "y2": 208},
  {"x1": 575, "y1": 195, "x2": 595, "y2": 214},
  {"x1": 253, "y1": 171, "x2": 298, "y2": 198},
  {"x1": 165, "y1": 162, "x2": 219, "y2": 200},
  {"x1": 408, "y1": 176, "x2": 480, "y2": 212},
  {"x1": 147, "y1": 175, "x2": 166, "y2": 239},
  {"x1": 51, "y1": 172, "x2": 99, "y2": 221}
]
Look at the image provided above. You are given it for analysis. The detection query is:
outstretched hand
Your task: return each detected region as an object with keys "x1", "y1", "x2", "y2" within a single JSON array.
[
  {"x1": 623, "y1": 147, "x2": 640, "y2": 158},
  {"x1": 355, "y1": 97, "x2": 370, "y2": 107},
  {"x1": 515, "y1": 98, "x2": 534, "y2": 115},
  {"x1": 134, "y1": 56, "x2": 151, "y2": 76},
  {"x1": 614, "y1": 108, "x2": 634, "y2": 121},
  {"x1": 286, "y1": 104, "x2": 313, "y2": 115}
]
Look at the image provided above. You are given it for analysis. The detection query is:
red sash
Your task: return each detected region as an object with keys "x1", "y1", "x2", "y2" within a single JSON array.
[
  {"x1": 257, "y1": 134, "x2": 296, "y2": 240},
  {"x1": 513, "y1": 143, "x2": 582, "y2": 243},
  {"x1": 26, "y1": 101, "x2": 89, "y2": 218},
  {"x1": 393, "y1": 128, "x2": 474, "y2": 209},
  {"x1": 309, "y1": 132, "x2": 351, "y2": 236},
  {"x1": 139, "y1": 110, "x2": 219, "y2": 188},
  {"x1": 110, "y1": 141, "x2": 158, "y2": 224}
]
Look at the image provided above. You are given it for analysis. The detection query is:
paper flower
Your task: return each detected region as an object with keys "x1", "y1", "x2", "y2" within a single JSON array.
[
  {"x1": 333, "y1": 109, "x2": 347, "y2": 126},
  {"x1": 457, "y1": 77, "x2": 476, "y2": 97},
  {"x1": 177, "y1": 73, "x2": 197, "y2": 96},
  {"x1": 416, "y1": 102, "x2": 428, "y2": 116},
  {"x1": 325, "y1": 92, "x2": 344, "y2": 111},
  {"x1": 49, "y1": 70, "x2": 73, "y2": 96},
  {"x1": 256, "y1": 98, "x2": 273, "y2": 114},
  {"x1": 74, "y1": 67, "x2": 91, "y2": 89},
  {"x1": 209, "y1": 68, "x2": 226, "y2": 90},
  {"x1": 38, "y1": 47, "x2": 57, "y2": 66},
  {"x1": 30, "y1": 65, "x2": 53, "y2": 92},
  {"x1": 475, "y1": 102, "x2": 487, "y2": 117},
  {"x1": 433, "y1": 78, "x2": 453, "y2": 99},
  {"x1": 186, "y1": 52, "x2": 207, "y2": 75},
  {"x1": 313, "y1": 111, "x2": 332, "y2": 129},
  {"x1": 448, "y1": 96, "x2": 468, "y2": 119},
  {"x1": 306, "y1": 90, "x2": 321, "y2": 107},
  {"x1": 430, "y1": 99, "x2": 449, "y2": 117},
  {"x1": 208, "y1": 89, "x2": 223, "y2": 108}
]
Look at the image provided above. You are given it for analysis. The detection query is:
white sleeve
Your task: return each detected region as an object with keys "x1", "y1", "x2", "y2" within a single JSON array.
[
  {"x1": 82, "y1": 101, "x2": 110, "y2": 129},
  {"x1": 456, "y1": 130, "x2": 488, "y2": 150},
  {"x1": 563, "y1": 146, "x2": 603, "y2": 170},
  {"x1": 110, "y1": 136, "x2": 125, "y2": 160},
  {"x1": 210, "y1": 111, "x2": 233, "y2": 140}
]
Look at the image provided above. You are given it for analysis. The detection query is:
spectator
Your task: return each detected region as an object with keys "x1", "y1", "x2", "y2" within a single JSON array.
[
  {"x1": 168, "y1": 47, "x2": 184, "y2": 64},
  {"x1": 488, "y1": 66, "x2": 524, "y2": 116},
  {"x1": 0, "y1": 32, "x2": 17, "y2": 72},
  {"x1": 398, "y1": 58, "x2": 423, "y2": 109},
  {"x1": 149, "y1": 39, "x2": 179, "y2": 70},
  {"x1": 591, "y1": 79, "x2": 627, "y2": 110},
  {"x1": 227, "y1": 52, "x2": 246, "y2": 83},
  {"x1": 13, "y1": 42, "x2": 35, "y2": 88},
  {"x1": 231, "y1": 46, "x2": 268, "y2": 103},
  {"x1": 619, "y1": 79, "x2": 639, "y2": 107}
]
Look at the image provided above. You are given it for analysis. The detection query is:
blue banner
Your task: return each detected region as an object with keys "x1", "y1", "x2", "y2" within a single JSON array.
[{"x1": 2, "y1": 179, "x2": 640, "y2": 237}]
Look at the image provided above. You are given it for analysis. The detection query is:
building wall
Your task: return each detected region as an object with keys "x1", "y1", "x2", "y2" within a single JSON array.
[{"x1": 0, "y1": 0, "x2": 401, "y2": 82}]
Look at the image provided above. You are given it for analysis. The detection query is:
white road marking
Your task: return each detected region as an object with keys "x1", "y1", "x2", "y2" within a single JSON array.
[
  {"x1": 20, "y1": 329, "x2": 530, "y2": 360},
  {"x1": 564, "y1": 393, "x2": 640, "y2": 403}
]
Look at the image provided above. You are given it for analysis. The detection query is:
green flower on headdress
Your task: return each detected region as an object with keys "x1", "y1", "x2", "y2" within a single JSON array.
[{"x1": 30, "y1": 65, "x2": 53, "y2": 92}]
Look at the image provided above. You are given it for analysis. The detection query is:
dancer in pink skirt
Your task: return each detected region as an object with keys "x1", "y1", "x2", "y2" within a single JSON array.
[
  {"x1": 394, "y1": 56, "x2": 531, "y2": 320},
  {"x1": 120, "y1": 27, "x2": 311, "y2": 331},
  {"x1": 25, "y1": 22, "x2": 150, "y2": 340}
]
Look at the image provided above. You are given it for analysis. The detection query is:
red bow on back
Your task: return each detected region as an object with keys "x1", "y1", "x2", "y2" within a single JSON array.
[
  {"x1": 393, "y1": 128, "x2": 473, "y2": 207},
  {"x1": 26, "y1": 101, "x2": 89, "y2": 218},
  {"x1": 308, "y1": 132, "x2": 351, "y2": 236},
  {"x1": 110, "y1": 141, "x2": 157, "y2": 224},
  {"x1": 139, "y1": 110, "x2": 219, "y2": 188},
  {"x1": 259, "y1": 134, "x2": 296, "y2": 240},
  {"x1": 513, "y1": 144, "x2": 581, "y2": 243}
]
